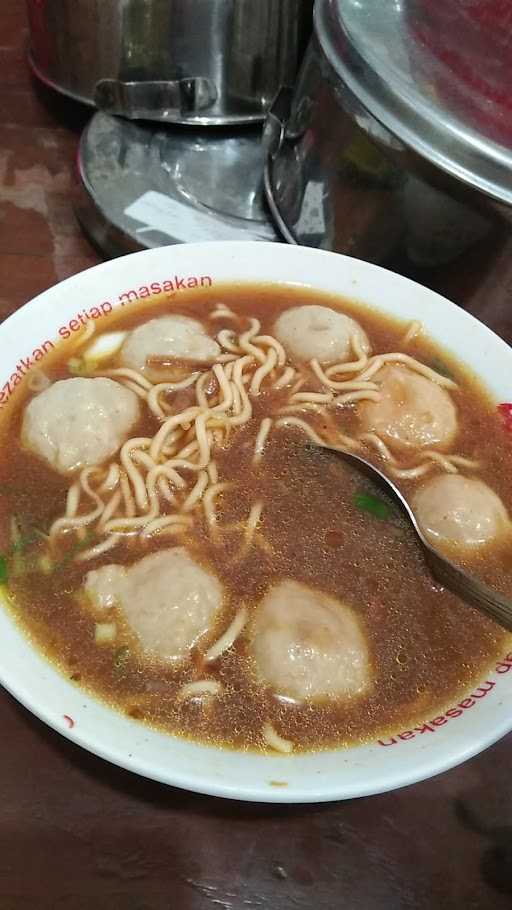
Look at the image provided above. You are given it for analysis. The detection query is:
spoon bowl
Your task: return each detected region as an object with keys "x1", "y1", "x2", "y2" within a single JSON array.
[{"x1": 309, "y1": 442, "x2": 512, "y2": 632}]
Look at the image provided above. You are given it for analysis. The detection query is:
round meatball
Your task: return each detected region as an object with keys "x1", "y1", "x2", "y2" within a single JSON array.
[
  {"x1": 273, "y1": 305, "x2": 370, "y2": 364},
  {"x1": 85, "y1": 548, "x2": 223, "y2": 662},
  {"x1": 249, "y1": 579, "x2": 370, "y2": 703},
  {"x1": 21, "y1": 377, "x2": 139, "y2": 475},
  {"x1": 413, "y1": 475, "x2": 510, "y2": 549},
  {"x1": 121, "y1": 315, "x2": 220, "y2": 378},
  {"x1": 359, "y1": 364, "x2": 458, "y2": 452}
]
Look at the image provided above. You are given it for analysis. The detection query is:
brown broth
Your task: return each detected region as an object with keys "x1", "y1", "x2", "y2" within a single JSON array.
[{"x1": 0, "y1": 283, "x2": 511, "y2": 753}]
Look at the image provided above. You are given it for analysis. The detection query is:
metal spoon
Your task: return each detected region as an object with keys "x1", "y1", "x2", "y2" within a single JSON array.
[{"x1": 309, "y1": 442, "x2": 512, "y2": 632}]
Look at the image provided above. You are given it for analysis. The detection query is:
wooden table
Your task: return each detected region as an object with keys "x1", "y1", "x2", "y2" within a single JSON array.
[{"x1": 2, "y1": 2, "x2": 512, "y2": 907}]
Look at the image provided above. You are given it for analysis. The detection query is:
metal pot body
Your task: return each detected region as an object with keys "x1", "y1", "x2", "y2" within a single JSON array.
[
  {"x1": 26, "y1": 0, "x2": 313, "y2": 126},
  {"x1": 264, "y1": 37, "x2": 504, "y2": 268}
]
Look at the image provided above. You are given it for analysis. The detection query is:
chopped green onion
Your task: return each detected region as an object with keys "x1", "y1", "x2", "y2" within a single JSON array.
[
  {"x1": 37, "y1": 553, "x2": 54, "y2": 575},
  {"x1": 354, "y1": 491, "x2": 390, "y2": 520},
  {"x1": 114, "y1": 645, "x2": 131, "y2": 669},
  {"x1": 0, "y1": 555, "x2": 8, "y2": 584},
  {"x1": 95, "y1": 622, "x2": 117, "y2": 644},
  {"x1": 68, "y1": 357, "x2": 86, "y2": 375},
  {"x1": 10, "y1": 552, "x2": 26, "y2": 577}
]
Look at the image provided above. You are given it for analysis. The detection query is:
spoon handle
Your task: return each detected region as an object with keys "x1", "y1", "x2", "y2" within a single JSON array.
[{"x1": 424, "y1": 546, "x2": 512, "y2": 632}]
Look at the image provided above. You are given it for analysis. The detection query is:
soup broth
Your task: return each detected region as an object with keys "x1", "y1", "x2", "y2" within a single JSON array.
[{"x1": 0, "y1": 284, "x2": 511, "y2": 753}]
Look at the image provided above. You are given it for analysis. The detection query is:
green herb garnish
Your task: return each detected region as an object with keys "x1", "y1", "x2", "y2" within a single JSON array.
[
  {"x1": 0, "y1": 555, "x2": 8, "y2": 584},
  {"x1": 113, "y1": 646, "x2": 131, "y2": 670},
  {"x1": 354, "y1": 491, "x2": 391, "y2": 520}
]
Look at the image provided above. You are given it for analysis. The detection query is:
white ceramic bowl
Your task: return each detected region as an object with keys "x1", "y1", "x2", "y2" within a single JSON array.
[{"x1": 1, "y1": 241, "x2": 511, "y2": 803}]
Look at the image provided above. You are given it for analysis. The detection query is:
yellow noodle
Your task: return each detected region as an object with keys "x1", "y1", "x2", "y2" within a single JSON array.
[
  {"x1": 291, "y1": 391, "x2": 333, "y2": 404},
  {"x1": 148, "y1": 374, "x2": 199, "y2": 419},
  {"x1": 244, "y1": 501, "x2": 264, "y2": 545},
  {"x1": 239, "y1": 319, "x2": 266, "y2": 364},
  {"x1": 65, "y1": 483, "x2": 81, "y2": 518},
  {"x1": 448, "y1": 455, "x2": 481, "y2": 469},
  {"x1": 181, "y1": 471, "x2": 209, "y2": 512},
  {"x1": 120, "y1": 474, "x2": 136, "y2": 517},
  {"x1": 98, "y1": 463, "x2": 121, "y2": 494},
  {"x1": 205, "y1": 607, "x2": 248, "y2": 663},
  {"x1": 272, "y1": 366, "x2": 295, "y2": 390},
  {"x1": 120, "y1": 438, "x2": 153, "y2": 511},
  {"x1": 253, "y1": 335, "x2": 286, "y2": 367},
  {"x1": 278, "y1": 403, "x2": 327, "y2": 415},
  {"x1": 140, "y1": 515, "x2": 193, "y2": 539},
  {"x1": 254, "y1": 418, "x2": 273, "y2": 464},
  {"x1": 324, "y1": 334, "x2": 369, "y2": 377},
  {"x1": 359, "y1": 433, "x2": 396, "y2": 462},
  {"x1": 357, "y1": 358, "x2": 384, "y2": 382},
  {"x1": 262, "y1": 722, "x2": 294, "y2": 754},
  {"x1": 422, "y1": 451, "x2": 459, "y2": 474},
  {"x1": 211, "y1": 364, "x2": 234, "y2": 413},
  {"x1": 362, "y1": 353, "x2": 457, "y2": 389},
  {"x1": 390, "y1": 462, "x2": 435, "y2": 480},
  {"x1": 203, "y1": 482, "x2": 231, "y2": 538},
  {"x1": 75, "y1": 534, "x2": 121, "y2": 563},
  {"x1": 121, "y1": 380, "x2": 148, "y2": 399},
  {"x1": 217, "y1": 329, "x2": 242, "y2": 354},
  {"x1": 99, "y1": 368, "x2": 153, "y2": 390},
  {"x1": 150, "y1": 406, "x2": 202, "y2": 461},
  {"x1": 310, "y1": 358, "x2": 378, "y2": 392},
  {"x1": 274, "y1": 416, "x2": 327, "y2": 446},
  {"x1": 290, "y1": 376, "x2": 306, "y2": 394},
  {"x1": 157, "y1": 475, "x2": 177, "y2": 505},
  {"x1": 334, "y1": 390, "x2": 382, "y2": 405},
  {"x1": 250, "y1": 348, "x2": 278, "y2": 395},
  {"x1": 402, "y1": 320, "x2": 423, "y2": 345},
  {"x1": 177, "y1": 680, "x2": 223, "y2": 700},
  {"x1": 97, "y1": 489, "x2": 123, "y2": 532},
  {"x1": 207, "y1": 461, "x2": 219, "y2": 485},
  {"x1": 50, "y1": 469, "x2": 104, "y2": 539}
]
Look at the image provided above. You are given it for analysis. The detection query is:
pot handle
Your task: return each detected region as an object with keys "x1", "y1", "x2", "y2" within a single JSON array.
[
  {"x1": 94, "y1": 78, "x2": 217, "y2": 122},
  {"x1": 262, "y1": 87, "x2": 294, "y2": 159}
]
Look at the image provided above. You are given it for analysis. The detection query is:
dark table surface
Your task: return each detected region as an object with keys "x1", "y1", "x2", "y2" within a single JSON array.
[{"x1": 2, "y1": 2, "x2": 512, "y2": 908}]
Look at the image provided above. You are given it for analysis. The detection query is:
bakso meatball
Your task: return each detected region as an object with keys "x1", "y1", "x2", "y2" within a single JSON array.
[
  {"x1": 85, "y1": 548, "x2": 223, "y2": 662},
  {"x1": 249, "y1": 579, "x2": 370, "y2": 703},
  {"x1": 121, "y1": 315, "x2": 220, "y2": 379},
  {"x1": 413, "y1": 475, "x2": 510, "y2": 549},
  {"x1": 21, "y1": 377, "x2": 139, "y2": 475},
  {"x1": 359, "y1": 364, "x2": 457, "y2": 452},
  {"x1": 273, "y1": 305, "x2": 370, "y2": 364}
]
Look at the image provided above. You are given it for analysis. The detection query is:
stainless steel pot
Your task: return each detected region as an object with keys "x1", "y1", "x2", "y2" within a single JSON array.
[
  {"x1": 26, "y1": 0, "x2": 313, "y2": 126},
  {"x1": 264, "y1": 0, "x2": 512, "y2": 267}
]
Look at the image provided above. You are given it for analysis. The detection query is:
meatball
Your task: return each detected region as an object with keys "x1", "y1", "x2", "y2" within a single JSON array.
[
  {"x1": 121, "y1": 315, "x2": 220, "y2": 379},
  {"x1": 249, "y1": 579, "x2": 370, "y2": 703},
  {"x1": 359, "y1": 364, "x2": 458, "y2": 452},
  {"x1": 273, "y1": 305, "x2": 370, "y2": 364},
  {"x1": 413, "y1": 475, "x2": 510, "y2": 549},
  {"x1": 21, "y1": 377, "x2": 139, "y2": 475},
  {"x1": 85, "y1": 548, "x2": 223, "y2": 662}
]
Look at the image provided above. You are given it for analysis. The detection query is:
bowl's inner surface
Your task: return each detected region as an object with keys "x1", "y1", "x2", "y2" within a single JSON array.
[{"x1": 1, "y1": 279, "x2": 511, "y2": 766}]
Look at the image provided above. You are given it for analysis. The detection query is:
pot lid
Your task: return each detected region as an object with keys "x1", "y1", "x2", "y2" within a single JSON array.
[{"x1": 315, "y1": 0, "x2": 512, "y2": 206}]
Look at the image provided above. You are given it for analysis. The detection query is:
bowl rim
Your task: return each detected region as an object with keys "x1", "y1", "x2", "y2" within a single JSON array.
[{"x1": 1, "y1": 240, "x2": 511, "y2": 803}]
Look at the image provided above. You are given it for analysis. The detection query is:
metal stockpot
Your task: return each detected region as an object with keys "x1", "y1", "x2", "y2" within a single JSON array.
[
  {"x1": 264, "y1": 0, "x2": 512, "y2": 267},
  {"x1": 26, "y1": 0, "x2": 313, "y2": 126}
]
